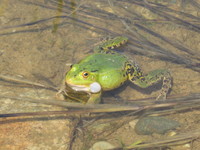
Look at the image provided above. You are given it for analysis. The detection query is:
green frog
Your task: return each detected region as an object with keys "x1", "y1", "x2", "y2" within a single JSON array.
[{"x1": 60, "y1": 36, "x2": 171, "y2": 104}]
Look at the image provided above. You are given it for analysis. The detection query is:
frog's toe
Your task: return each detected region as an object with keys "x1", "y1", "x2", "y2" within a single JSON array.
[
  {"x1": 156, "y1": 94, "x2": 167, "y2": 101},
  {"x1": 56, "y1": 91, "x2": 66, "y2": 100}
]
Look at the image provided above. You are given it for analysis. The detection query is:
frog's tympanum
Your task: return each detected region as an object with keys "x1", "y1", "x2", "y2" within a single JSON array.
[{"x1": 61, "y1": 37, "x2": 171, "y2": 104}]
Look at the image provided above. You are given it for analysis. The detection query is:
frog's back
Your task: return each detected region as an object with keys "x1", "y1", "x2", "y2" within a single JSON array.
[{"x1": 79, "y1": 53, "x2": 127, "y2": 72}]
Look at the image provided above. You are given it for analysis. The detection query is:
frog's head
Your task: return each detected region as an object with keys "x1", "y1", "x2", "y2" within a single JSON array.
[{"x1": 65, "y1": 64, "x2": 101, "y2": 93}]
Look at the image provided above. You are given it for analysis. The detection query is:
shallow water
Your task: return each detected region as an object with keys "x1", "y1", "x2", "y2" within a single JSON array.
[{"x1": 0, "y1": 0, "x2": 200, "y2": 149}]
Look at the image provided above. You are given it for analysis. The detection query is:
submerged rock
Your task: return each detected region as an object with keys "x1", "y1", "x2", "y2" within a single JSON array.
[
  {"x1": 135, "y1": 116, "x2": 180, "y2": 135},
  {"x1": 89, "y1": 141, "x2": 115, "y2": 150}
]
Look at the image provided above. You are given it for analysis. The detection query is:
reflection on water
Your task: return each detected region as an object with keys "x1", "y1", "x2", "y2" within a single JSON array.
[
  {"x1": 0, "y1": 0, "x2": 8, "y2": 16},
  {"x1": 52, "y1": 0, "x2": 64, "y2": 32},
  {"x1": 0, "y1": 0, "x2": 200, "y2": 149}
]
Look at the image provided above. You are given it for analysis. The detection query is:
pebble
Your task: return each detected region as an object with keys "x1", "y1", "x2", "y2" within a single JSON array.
[
  {"x1": 89, "y1": 141, "x2": 115, "y2": 150},
  {"x1": 134, "y1": 116, "x2": 180, "y2": 135}
]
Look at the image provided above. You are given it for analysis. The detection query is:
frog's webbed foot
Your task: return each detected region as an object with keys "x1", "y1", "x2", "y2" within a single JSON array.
[
  {"x1": 56, "y1": 79, "x2": 68, "y2": 100},
  {"x1": 156, "y1": 94, "x2": 166, "y2": 101},
  {"x1": 56, "y1": 89, "x2": 67, "y2": 100},
  {"x1": 86, "y1": 92, "x2": 102, "y2": 104},
  {"x1": 156, "y1": 73, "x2": 172, "y2": 101}
]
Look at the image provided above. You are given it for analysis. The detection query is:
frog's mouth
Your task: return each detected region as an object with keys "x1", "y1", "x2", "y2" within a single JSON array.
[
  {"x1": 67, "y1": 82, "x2": 101, "y2": 93},
  {"x1": 67, "y1": 84, "x2": 90, "y2": 92}
]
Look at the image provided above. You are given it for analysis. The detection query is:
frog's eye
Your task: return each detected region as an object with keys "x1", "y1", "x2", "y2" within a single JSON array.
[{"x1": 82, "y1": 71, "x2": 89, "y2": 78}]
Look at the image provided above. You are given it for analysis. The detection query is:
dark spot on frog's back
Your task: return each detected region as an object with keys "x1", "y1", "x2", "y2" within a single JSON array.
[{"x1": 91, "y1": 70, "x2": 98, "y2": 72}]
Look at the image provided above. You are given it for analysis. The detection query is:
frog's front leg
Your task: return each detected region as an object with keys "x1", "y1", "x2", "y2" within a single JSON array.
[
  {"x1": 56, "y1": 79, "x2": 68, "y2": 100},
  {"x1": 129, "y1": 69, "x2": 172, "y2": 100},
  {"x1": 93, "y1": 36, "x2": 128, "y2": 53},
  {"x1": 87, "y1": 92, "x2": 102, "y2": 104}
]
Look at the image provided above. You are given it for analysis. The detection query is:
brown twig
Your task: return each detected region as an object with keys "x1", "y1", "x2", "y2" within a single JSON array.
[
  {"x1": 0, "y1": 74, "x2": 58, "y2": 91},
  {"x1": 0, "y1": 93, "x2": 199, "y2": 118}
]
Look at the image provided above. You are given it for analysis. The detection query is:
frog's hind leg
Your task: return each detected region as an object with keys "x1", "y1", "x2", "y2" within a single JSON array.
[{"x1": 127, "y1": 66, "x2": 172, "y2": 100}]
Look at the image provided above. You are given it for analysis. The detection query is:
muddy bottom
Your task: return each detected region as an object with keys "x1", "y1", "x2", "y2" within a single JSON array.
[{"x1": 0, "y1": 0, "x2": 200, "y2": 149}]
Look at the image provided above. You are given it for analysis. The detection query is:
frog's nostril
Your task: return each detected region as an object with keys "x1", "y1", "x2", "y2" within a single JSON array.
[{"x1": 71, "y1": 64, "x2": 79, "y2": 71}]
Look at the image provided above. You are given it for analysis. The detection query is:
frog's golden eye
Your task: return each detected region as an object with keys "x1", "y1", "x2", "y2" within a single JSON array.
[{"x1": 82, "y1": 71, "x2": 89, "y2": 78}]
